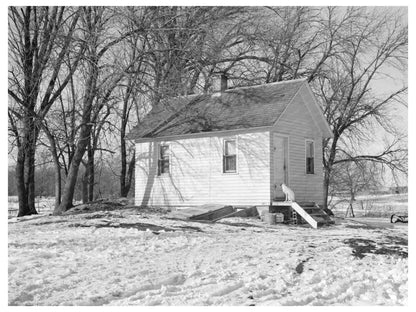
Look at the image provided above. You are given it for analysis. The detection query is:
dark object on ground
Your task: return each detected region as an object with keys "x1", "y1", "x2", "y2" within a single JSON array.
[
  {"x1": 295, "y1": 262, "x2": 304, "y2": 274},
  {"x1": 390, "y1": 214, "x2": 408, "y2": 223},
  {"x1": 323, "y1": 208, "x2": 334, "y2": 216},
  {"x1": 295, "y1": 257, "x2": 312, "y2": 274}
]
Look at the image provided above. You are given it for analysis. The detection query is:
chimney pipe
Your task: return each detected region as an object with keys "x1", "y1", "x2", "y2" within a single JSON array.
[{"x1": 220, "y1": 74, "x2": 228, "y2": 92}]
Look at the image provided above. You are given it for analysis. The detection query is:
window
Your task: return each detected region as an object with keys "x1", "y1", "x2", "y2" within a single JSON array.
[
  {"x1": 306, "y1": 140, "x2": 314, "y2": 174},
  {"x1": 223, "y1": 139, "x2": 237, "y2": 173},
  {"x1": 158, "y1": 144, "x2": 170, "y2": 175}
]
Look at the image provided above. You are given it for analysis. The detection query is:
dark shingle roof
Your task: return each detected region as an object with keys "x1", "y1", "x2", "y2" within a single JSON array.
[{"x1": 128, "y1": 79, "x2": 306, "y2": 139}]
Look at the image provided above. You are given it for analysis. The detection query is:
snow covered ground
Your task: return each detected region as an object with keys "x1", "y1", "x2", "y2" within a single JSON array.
[{"x1": 8, "y1": 208, "x2": 408, "y2": 306}]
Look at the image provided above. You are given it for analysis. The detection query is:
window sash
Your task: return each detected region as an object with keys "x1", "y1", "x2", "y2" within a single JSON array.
[
  {"x1": 158, "y1": 159, "x2": 170, "y2": 174},
  {"x1": 158, "y1": 145, "x2": 170, "y2": 175},
  {"x1": 223, "y1": 139, "x2": 237, "y2": 173},
  {"x1": 306, "y1": 157, "x2": 314, "y2": 174},
  {"x1": 306, "y1": 141, "x2": 314, "y2": 174},
  {"x1": 224, "y1": 140, "x2": 236, "y2": 156},
  {"x1": 160, "y1": 145, "x2": 169, "y2": 158},
  {"x1": 306, "y1": 141, "x2": 314, "y2": 157},
  {"x1": 223, "y1": 155, "x2": 237, "y2": 173}
]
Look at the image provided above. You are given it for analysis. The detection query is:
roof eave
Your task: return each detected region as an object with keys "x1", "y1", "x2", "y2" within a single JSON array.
[{"x1": 133, "y1": 126, "x2": 273, "y2": 143}]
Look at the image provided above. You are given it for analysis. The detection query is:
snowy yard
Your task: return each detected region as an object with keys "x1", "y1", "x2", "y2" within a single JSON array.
[{"x1": 8, "y1": 207, "x2": 407, "y2": 306}]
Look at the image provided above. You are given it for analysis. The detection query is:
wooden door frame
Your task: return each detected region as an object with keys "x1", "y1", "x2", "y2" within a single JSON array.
[{"x1": 272, "y1": 132, "x2": 290, "y2": 198}]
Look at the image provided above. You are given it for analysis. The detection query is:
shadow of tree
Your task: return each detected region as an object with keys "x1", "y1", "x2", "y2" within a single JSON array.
[
  {"x1": 217, "y1": 221, "x2": 264, "y2": 228},
  {"x1": 343, "y1": 238, "x2": 408, "y2": 259},
  {"x1": 69, "y1": 221, "x2": 203, "y2": 233}
]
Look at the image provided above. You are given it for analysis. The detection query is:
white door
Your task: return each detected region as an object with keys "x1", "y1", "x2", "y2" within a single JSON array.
[{"x1": 273, "y1": 135, "x2": 288, "y2": 199}]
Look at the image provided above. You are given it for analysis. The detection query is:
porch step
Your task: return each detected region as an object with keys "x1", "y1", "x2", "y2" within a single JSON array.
[
  {"x1": 272, "y1": 201, "x2": 334, "y2": 229},
  {"x1": 297, "y1": 202, "x2": 317, "y2": 207}
]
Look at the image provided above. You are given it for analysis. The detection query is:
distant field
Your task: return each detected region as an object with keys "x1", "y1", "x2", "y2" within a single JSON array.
[{"x1": 330, "y1": 193, "x2": 408, "y2": 218}]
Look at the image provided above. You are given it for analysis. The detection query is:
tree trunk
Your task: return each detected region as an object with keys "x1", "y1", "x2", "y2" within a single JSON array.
[
  {"x1": 42, "y1": 123, "x2": 62, "y2": 209},
  {"x1": 50, "y1": 143, "x2": 62, "y2": 209},
  {"x1": 82, "y1": 167, "x2": 88, "y2": 204},
  {"x1": 322, "y1": 135, "x2": 339, "y2": 210},
  {"x1": 119, "y1": 83, "x2": 130, "y2": 198},
  {"x1": 54, "y1": 166, "x2": 61, "y2": 209},
  {"x1": 16, "y1": 118, "x2": 39, "y2": 217},
  {"x1": 54, "y1": 123, "x2": 92, "y2": 214},
  {"x1": 323, "y1": 168, "x2": 331, "y2": 210},
  {"x1": 126, "y1": 150, "x2": 135, "y2": 196},
  {"x1": 345, "y1": 200, "x2": 355, "y2": 218},
  {"x1": 16, "y1": 148, "x2": 38, "y2": 216},
  {"x1": 86, "y1": 139, "x2": 94, "y2": 202},
  {"x1": 16, "y1": 148, "x2": 30, "y2": 217},
  {"x1": 120, "y1": 133, "x2": 127, "y2": 197},
  {"x1": 120, "y1": 150, "x2": 135, "y2": 197},
  {"x1": 26, "y1": 148, "x2": 37, "y2": 214}
]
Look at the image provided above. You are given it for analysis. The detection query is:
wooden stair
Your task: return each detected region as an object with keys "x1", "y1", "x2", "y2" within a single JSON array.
[{"x1": 272, "y1": 201, "x2": 334, "y2": 229}]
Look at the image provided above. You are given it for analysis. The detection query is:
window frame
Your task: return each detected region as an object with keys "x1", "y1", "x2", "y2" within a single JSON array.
[
  {"x1": 157, "y1": 144, "x2": 170, "y2": 176},
  {"x1": 305, "y1": 139, "x2": 315, "y2": 175},
  {"x1": 223, "y1": 138, "x2": 238, "y2": 174}
]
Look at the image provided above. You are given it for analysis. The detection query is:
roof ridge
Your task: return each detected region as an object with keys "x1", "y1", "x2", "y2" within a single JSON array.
[{"x1": 158, "y1": 78, "x2": 306, "y2": 101}]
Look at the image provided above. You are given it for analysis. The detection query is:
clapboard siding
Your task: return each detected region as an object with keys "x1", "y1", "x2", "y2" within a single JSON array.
[
  {"x1": 135, "y1": 131, "x2": 271, "y2": 207},
  {"x1": 272, "y1": 84, "x2": 325, "y2": 205}
]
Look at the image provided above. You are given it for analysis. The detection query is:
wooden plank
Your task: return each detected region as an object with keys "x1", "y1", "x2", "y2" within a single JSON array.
[
  {"x1": 190, "y1": 206, "x2": 234, "y2": 221},
  {"x1": 291, "y1": 202, "x2": 318, "y2": 229},
  {"x1": 169, "y1": 205, "x2": 230, "y2": 220},
  {"x1": 298, "y1": 202, "x2": 316, "y2": 207},
  {"x1": 212, "y1": 209, "x2": 244, "y2": 222},
  {"x1": 272, "y1": 201, "x2": 293, "y2": 206},
  {"x1": 213, "y1": 206, "x2": 259, "y2": 222}
]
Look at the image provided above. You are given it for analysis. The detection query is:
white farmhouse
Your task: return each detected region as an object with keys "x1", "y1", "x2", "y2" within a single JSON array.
[{"x1": 128, "y1": 78, "x2": 333, "y2": 211}]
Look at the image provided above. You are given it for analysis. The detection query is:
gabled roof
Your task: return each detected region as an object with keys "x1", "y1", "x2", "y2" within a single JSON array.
[{"x1": 128, "y1": 78, "x2": 332, "y2": 140}]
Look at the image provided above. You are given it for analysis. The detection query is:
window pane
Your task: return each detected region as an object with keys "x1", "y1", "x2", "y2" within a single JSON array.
[
  {"x1": 225, "y1": 140, "x2": 236, "y2": 156},
  {"x1": 161, "y1": 160, "x2": 170, "y2": 174},
  {"x1": 158, "y1": 145, "x2": 169, "y2": 175},
  {"x1": 225, "y1": 155, "x2": 236, "y2": 172},
  {"x1": 160, "y1": 145, "x2": 169, "y2": 158},
  {"x1": 306, "y1": 157, "x2": 314, "y2": 174},
  {"x1": 306, "y1": 141, "x2": 314, "y2": 157}
]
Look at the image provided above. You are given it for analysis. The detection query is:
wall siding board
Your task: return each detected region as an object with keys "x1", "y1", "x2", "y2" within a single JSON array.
[{"x1": 135, "y1": 131, "x2": 271, "y2": 207}]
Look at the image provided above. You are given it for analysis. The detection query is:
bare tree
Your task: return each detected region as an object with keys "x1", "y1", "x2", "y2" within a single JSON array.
[
  {"x1": 54, "y1": 7, "x2": 141, "y2": 213},
  {"x1": 8, "y1": 7, "x2": 83, "y2": 216},
  {"x1": 115, "y1": 6, "x2": 249, "y2": 197},
  {"x1": 330, "y1": 160, "x2": 381, "y2": 217},
  {"x1": 314, "y1": 7, "x2": 408, "y2": 209}
]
